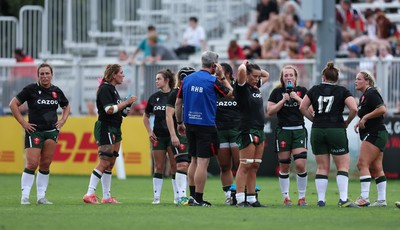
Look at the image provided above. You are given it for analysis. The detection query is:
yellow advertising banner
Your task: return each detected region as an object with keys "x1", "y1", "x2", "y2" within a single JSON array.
[
  {"x1": 0, "y1": 116, "x2": 151, "y2": 176},
  {"x1": 0, "y1": 117, "x2": 24, "y2": 173}
]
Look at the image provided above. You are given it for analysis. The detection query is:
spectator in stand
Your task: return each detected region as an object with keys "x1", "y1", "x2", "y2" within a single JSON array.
[
  {"x1": 300, "y1": 20, "x2": 317, "y2": 38},
  {"x1": 379, "y1": 44, "x2": 394, "y2": 60},
  {"x1": 145, "y1": 34, "x2": 177, "y2": 63},
  {"x1": 175, "y1": 17, "x2": 206, "y2": 59},
  {"x1": 246, "y1": 0, "x2": 279, "y2": 40},
  {"x1": 363, "y1": 9, "x2": 377, "y2": 41},
  {"x1": 86, "y1": 100, "x2": 97, "y2": 116},
  {"x1": 2, "y1": 49, "x2": 36, "y2": 114},
  {"x1": 348, "y1": 44, "x2": 361, "y2": 58},
  {"x1": 336, "y1": 0, "x2": 364, "y2": 40},
  {"x1": 299, "y1": 33, "x2": 316, "y2": 58},
  {"x1": 280, "y1": 14, "x2": 302, "y2": 51},
  {"x1": 129, "y1": 25, "x2": 161, "y2": 63},
  {"x1": 228, "y1": 40, "x2": 246, "y2": 77},
  {"x1": 280, "y1": 0, "x2": 303, "y2": 27},
  {"x1": 118, "y1": 50, "x2": 129, "y2": 64},
  {"x1": 285, "y1": 45, "x2": 300, "y2": 60},
  {"x1": 243, "y1": 38, "x2": 262, "y2": 60},
  {"x1": 11, "y1": 49, "x2": 36, "y2": 79},
  {"x1": 348, "y1": 12, "x2": 398, "y2": 51},
  {"x1": 359, "y1": 43, "x2": 378, "y2": 74},
  {"x1": 227, "y1": 40, "x2": 245, "y2": 62},
  {"x1": 261, "y1": 37, "x2": 282, "y2": 59}
]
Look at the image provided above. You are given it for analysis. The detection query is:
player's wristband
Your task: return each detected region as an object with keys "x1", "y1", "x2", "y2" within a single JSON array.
[
  {"x1": 220, "y1": 77, "x2": 226, "y2": 81},
  {"x1": 177, "y1": 121, "x2": 183, "y2": 125}
]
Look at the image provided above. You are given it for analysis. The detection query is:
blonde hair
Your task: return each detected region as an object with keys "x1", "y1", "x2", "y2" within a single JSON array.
[{"x1": 359, "y1": 70, "x2": 376, "y2": 87}]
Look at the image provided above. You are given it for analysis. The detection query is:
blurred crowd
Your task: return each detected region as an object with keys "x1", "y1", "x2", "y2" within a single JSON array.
[{"x1": 228, "y1": 0, "x2": 400, "y2": 62}]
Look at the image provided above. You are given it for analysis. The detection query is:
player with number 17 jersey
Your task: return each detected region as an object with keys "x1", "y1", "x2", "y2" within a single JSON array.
[{"x1": 306, "y1": 83, "x2": 352, "y2": 128}]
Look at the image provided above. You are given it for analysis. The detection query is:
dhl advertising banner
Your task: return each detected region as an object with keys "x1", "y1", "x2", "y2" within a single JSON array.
[
  {"x1": 0, "y1": 117, "x2": 25, "y2": 173},
  {"x1": 0, "y1": 116, "x2": 151, "y2": 176}
]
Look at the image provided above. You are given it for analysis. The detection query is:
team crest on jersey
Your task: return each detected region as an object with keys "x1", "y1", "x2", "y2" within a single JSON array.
[
  {"x1": 38, "y1": 90, "x2": 42, "y2": 95},
  {"x1": 52, "y1": 91, "x2": 58, "y2": 99},
  {"x1": 280, "y1": 140, "x2": 287, "y2": 148},
  {"x1": 33, "y1": 137, "x2": 40, "y2": 145},
  {"x1": 179, "y1": 143, "x2": 186, "y2": 151},
  {"x1": 296, "y1": 91, "x2": 302, "y2": 97},
  {"x1": 253, "y1": 135, "x2": 259, "y2": 144},
  {"x1": 153, "y1": 140, "x2": 159, "y2": 147},
  {"x1": 156, "y1": 97, "x2": 159, "y2": 101}
]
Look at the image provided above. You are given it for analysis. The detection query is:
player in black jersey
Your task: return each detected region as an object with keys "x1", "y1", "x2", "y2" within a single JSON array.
[
  {"x1": 235, "y1": 60, "x2": 269, "y2": 207},
  {"x1": 166, "y1": 66, "x2": 196, "y2": 205},
  {"x1": 353, "y1": 71, "x2": 389, "y2": 207},
  {"x1": 215, "y1": 63, "x2": 240, "y2": 204},
  {"x1": 9, "y1": 63, "x2": 70, "y2": 205},
  {"x1": 83, "y1": 64, "x2": 137, "y2": 204},
  {"x1": 267, "y1": 65, "x2": 308, "y2": 206},
  {"x1": 299, "y1": 61, "x2": 358, "y2": 208},
  {"x1": 143, "y1": 69, "x2": 178, "y2": 204}
]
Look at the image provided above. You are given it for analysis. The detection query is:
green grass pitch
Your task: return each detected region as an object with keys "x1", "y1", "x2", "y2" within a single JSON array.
[{"x1": 1, "y1": 174, "x2": 399, "y2": 230}]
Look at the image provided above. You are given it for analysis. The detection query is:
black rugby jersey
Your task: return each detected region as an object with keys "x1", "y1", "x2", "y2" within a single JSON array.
[
  {"x1": 268, "y1": 86, "x2": 307, "y2": 127},
  {"x1": 97, "y1": 82, "x2": 123, "y2": 127},
  {"x1": 306, "y1": 83, "x2": 352, "y2": 128},
  {"x1": 235, "y1": 80, "x2": 264, "y2": 130},
  {"x1": 166, "y1": 88, "x2": 178, "y2": 126},
  {"x1": 216, "y1": 91, "x2": 240, "y2": 130},
  {"x1": 16, "y1": 83, "x2": 69, "y2": 130},
  {"x1": 166, "y1": 88, "x2": 178, "y2": 108},
  {"x1": 357, "y1": 87, "x2": 386, "y2": 134},
  {"x1": 145, "y1": 90, "x2": 170, "y2": 137}
]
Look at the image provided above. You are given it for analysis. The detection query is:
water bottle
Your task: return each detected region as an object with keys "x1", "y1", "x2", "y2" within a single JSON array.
[
  {"x1": 122, "y1": 93, "x2": 132, "y2": 117},
  {"x1": 286, "y1": 81, "x2": 294, "y2": 105}
]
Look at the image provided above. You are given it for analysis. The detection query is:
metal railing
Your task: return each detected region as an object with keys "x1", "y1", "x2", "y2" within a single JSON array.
[
  {"x1": 0, "y1": 16, "x2": 19, "y2": 58},
  {"x1": 1, "y1": 57, "x2": 399, "y2": 116}
]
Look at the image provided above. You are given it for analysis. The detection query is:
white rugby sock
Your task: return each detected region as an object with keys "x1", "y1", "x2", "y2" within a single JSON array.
[
  {"x1": 376, "y1": 180, "x2": 386, "y2": 201},
  {"x1": 315, "y1": 177, "x2": 328, "y2": 202},
  {"x1": 236, "y1": 192, "x2": 245, "y2": 204},
  {"x1": 175, "y1": 172, "x2": 187, "y2": 198},
  {"x1": 21, "y1": 170, "x2": 35, "y2": 198},
  {"x1": 360, "y1": 175, "x2": 371, "y2": 199},
  {"x1": 297, "y1": 172, "x2": 308, "y2": 199},
  {"x1": 36, "y1": 171, "x2": 50, "y2": 200},
  {"x1": 101, "y1": 171, "x2": 112, "y2": 199},
  {"x1": 87, "y1": 169, "x2": 102, "y2": 195},
  {"x1": 279, "y1": 172, "x2": 290, "y2": 199},
  {"x1": 153, "y1": 176, "x2": 163, "y2": 198},
  {"x1": 337, "y1": 174, "x2": 349, "y2": 201}
]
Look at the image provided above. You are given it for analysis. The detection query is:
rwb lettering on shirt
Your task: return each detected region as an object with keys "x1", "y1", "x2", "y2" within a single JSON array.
[{"x1": 191, "y1": 86, "x2": 203, "y2": 93}]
